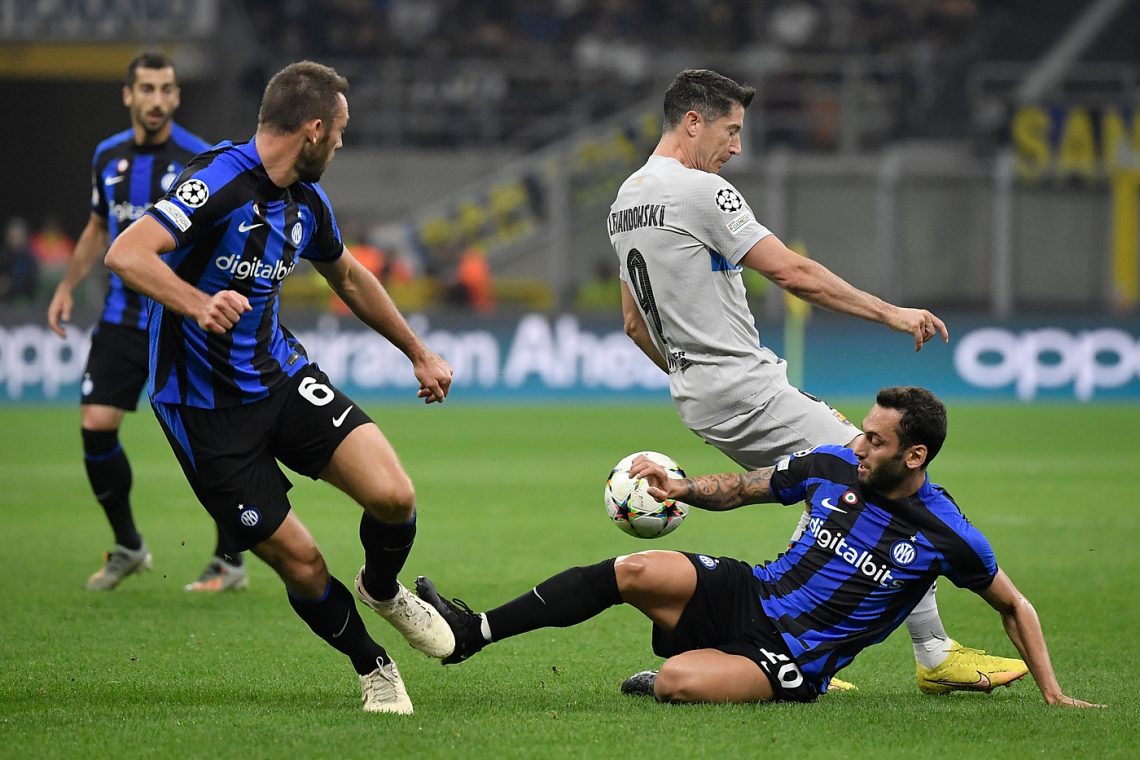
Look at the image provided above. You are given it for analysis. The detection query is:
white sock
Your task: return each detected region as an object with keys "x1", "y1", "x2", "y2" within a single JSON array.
[
  {"x1": 479, "y1": 613, "x2": 493, "y2": 642},
  {"x1": 907, "y1": 582, "x2": 952, "y2": 669},
  {"x1": 788, "y1": 508, "x2": 812, "y2": 544}
]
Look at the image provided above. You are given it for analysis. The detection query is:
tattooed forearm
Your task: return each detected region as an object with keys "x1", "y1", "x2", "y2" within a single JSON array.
[{"x1": 679, "y1": 466, "x2": 776, "y2": 510}]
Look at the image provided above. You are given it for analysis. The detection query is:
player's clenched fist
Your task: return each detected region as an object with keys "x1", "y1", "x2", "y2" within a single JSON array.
[
  {"x1": 413, "y1": 351, "x2": 453, "y2": 404},
  {"x1": 198, "y1": 290, "x2": 251, "y2": 333}
]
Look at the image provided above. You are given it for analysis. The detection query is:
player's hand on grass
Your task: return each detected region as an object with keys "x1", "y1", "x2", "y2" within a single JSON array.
[
  {"x1": 197, "y1": 290, "x2": 251, "y2": 334},
  {"x1": 47, "y1": 285, "x2": 73, "y2": 338},
  {"x1": 628, "y1": 455, "x2": 679, "y2": 502},
  {"x1": 889, "y1": 306, "x2": 949, "y2": 352},
  {"x1": 413, "y1": 350, "x2": 453, "y2": 404},
  {"x1": 1050, "y1": 694, "x2": 1107, "y2": 709}
]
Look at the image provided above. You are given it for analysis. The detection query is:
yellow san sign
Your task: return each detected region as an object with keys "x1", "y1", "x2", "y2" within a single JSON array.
[{"x1": 1012, "y1": 105, "x2": 1140, "y2": 181}]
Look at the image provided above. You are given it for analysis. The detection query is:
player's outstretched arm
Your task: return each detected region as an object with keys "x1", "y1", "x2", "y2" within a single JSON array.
[
  {"x1": 619, "y1": 280, "x2": 668, "y2": 373},
  {"x1": 47, "y1": 213, "x2": 109, "y2": 338},
  {"x1": 313, "y1": 249, "x2": 452, "y2": 403},
  {"x1": 629, "y1": 455, "x2": 778, "y2": 511},
  {"x1": 978, "y1": 569, "x2": 1105, "y2": 708},
  {"x1": 740, "y1": 234, "x2": 949, "y2": 351},
  {"x1": 106, "y1": 215, "x2": 249, "y2": 334}
]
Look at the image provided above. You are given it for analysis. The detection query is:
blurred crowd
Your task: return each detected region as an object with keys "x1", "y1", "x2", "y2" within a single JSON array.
[
  {"x1": 241, "y1": 0, "x2": 999, "y2": 62},
  {"x1": 233, "y1": 0, "x2": 1131, "y2": 149},
  {"x1": 7, "y1": 0, "x2": 1135, "y2": 315},
  {"x1": 0, "y1": 212, "x2": 509, "y2": 316},
  {"x1": 0, "y1": 216, "x2": 74, "y2": 305},
  {"x1": 320, "y1": 220, "x2": 499, "y2": 317}
]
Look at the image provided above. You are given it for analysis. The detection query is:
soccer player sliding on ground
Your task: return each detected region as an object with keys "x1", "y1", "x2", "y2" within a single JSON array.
[{"x1": 418, "y1": 387, "x2": 1102, "y2": 708}]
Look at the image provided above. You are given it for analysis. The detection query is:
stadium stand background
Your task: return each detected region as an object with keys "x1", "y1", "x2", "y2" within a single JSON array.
[{"x1": 2, "y1": 0, "x2": 1139, "y2": 320}]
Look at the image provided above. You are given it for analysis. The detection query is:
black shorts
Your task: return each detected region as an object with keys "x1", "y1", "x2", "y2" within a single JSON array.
[
  {"x1": 151, "y1": 364, "x2": 372, "y2": 551},
  {"x1": 651, "y1": 552, "x2": 819, "y2": 703},
  {"x1": 81, "y1": 322, "x2": 149, "y2": 410}
]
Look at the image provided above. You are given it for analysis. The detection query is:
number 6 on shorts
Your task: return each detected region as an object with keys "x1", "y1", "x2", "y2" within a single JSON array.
[{"x1": 298, "y1": 376, "x2": 334, "y2": 406}]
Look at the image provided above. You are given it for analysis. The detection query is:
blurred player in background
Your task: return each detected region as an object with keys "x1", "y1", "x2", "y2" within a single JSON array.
[
  {"x1": 105, "y1": 60, "x2": 454, "y2": 714},
  {"x1": 607, "y1": 68, "x2": 1020, "y2": 693},
  {"x1": 417, "y1": 387, "x2": 1101, "y2": 709},
  {"x1": 47, "y1": 52, "x2": 248, "y2": 592}
]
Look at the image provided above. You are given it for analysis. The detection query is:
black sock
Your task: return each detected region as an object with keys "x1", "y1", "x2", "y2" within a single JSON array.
[
  {"x1": 359, "y1": 512, "x2": 416, "y2": 601},
  {"x1": 82, "y1": 428, "x2": 140, "y2": 550},
  {"x1": 213, "y1": 526, "x2": 244, "y2": 567},
  {"x1": 485, "y1": 558, "x2": 621, "y2": 641},
  {"x1": 288, "y1": 576, "x2": 390, "y2": 675}
]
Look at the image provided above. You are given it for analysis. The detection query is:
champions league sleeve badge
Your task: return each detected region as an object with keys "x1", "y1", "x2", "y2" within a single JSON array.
[
  {"x1": 714, "y1": 187, "x2": 744, "y2": 212},
  {"x1": 175, "y1": 178, "x2": 210, "y2": 208}
]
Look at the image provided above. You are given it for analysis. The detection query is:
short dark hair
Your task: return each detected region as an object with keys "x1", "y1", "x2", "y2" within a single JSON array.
[
  {"x1": 875, "y1": 386, "x2": 948, "y2": 466},
  {"x1": 126, "y1": 51, "x2": 176, "y2": 87},
  {"x1": 258, "y1": 61, "x2": 349, "y2": 134},
  {"x1": 662, "y1": 69, "x2": 756, "y2": 130}
]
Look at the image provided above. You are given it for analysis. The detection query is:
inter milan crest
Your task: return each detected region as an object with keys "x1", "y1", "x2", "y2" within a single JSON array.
[
  {"x1": 715, "y1": 187, "x2": 743, "y2": 212},
  {"x1": 697, "y1": 555, "x2": 719, "y2": 569},
  {"x1": 889, "y1": 539, "x2": 918, "y2": 567},
  {"x1": 238, "y1": 503, "x2": 261, "y2": 527},
  {"x1": 176, "y1": 178, "x2": 210, "y2": 208}
]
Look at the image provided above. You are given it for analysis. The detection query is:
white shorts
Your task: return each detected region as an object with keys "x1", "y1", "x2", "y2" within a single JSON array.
[{"x1": 692, "y1": 385, "x2": 859, "y2": 470}]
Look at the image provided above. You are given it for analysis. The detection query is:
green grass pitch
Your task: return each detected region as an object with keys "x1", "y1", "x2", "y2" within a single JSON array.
[{"x1": 1, "y1": 402, "x2": 1137, "y2": 758}]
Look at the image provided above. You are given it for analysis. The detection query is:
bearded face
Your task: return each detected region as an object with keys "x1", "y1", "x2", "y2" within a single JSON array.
[
  {"x1": 295, "y1": 93, "x2": 348, "y2": 183},
  {"x1": 125, "y1": 66, "x2": 180, "y2": 141},
  {"x1": 857, "y1": 447, "x2": 911, "y2": 493},
  {"x1": 295, "y1": 133, "x2": 336, "y2": 182},
  {"x1": 853, "y1": 404, "x2": 928, "y2": 497}
]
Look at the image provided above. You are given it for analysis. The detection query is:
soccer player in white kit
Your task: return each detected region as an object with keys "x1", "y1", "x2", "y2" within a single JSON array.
[{"x1": 609, "y1": 68, "x2": 1027, "y2": 695}]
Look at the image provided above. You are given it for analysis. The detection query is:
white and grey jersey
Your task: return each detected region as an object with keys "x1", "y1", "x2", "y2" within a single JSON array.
[{"x1": 608, "y1": 155, "x2": 786, "y2": 428}]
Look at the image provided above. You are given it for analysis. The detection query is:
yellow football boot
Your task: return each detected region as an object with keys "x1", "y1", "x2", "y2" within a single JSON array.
[
  {"x1": 827, "y1": 677, "x2": 859, "y2": 692},
  {"x1": 917, "y1": 640, "x2": 1028, "y2": 695}
]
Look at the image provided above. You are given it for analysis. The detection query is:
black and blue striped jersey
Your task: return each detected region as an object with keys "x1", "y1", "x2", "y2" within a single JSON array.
[
  {"x1": 762, "y1": 445, "x2": 997, "y2": 689},
  {"x1": 144, "y1": 138, "x2": 343, "y2": 408},
  {"x1": 90, "y1": 123, "x2": 212, "y2": 330}
]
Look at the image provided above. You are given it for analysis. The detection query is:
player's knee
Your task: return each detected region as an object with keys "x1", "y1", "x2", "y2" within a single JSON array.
[
  {"x1": 613, "y1": 552, "x2": 655, "y2": 594},
  {"x1": 362, "y1": 476, "x2": 416, "y2": 522},
  {"x1": 80, "y1": 407, "x2": 123, "y2": 431},
  {"x1": 654, "y1": 660, "x2": 698, "y2": 703}
]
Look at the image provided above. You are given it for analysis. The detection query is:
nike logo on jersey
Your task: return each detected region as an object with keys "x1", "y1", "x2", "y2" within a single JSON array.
[
  {"x1": 104, "y1": 175, "x2": 125, "y2": 185},
  {"x1": 332, "y1": 406, "x2": 353, "y2": 428},
  {"x1": 238, "y1": 221, "x2": 265, "y2": 233},
  {"x1": 820, "y1": 497, "x2": 847, "y2": 514}
]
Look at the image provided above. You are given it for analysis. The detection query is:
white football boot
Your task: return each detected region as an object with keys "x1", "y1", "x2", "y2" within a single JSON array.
[
  {"x1": 359, "y1": 659, "x2": 414, "y2": 714},
  {"x1": 354, "y1": 567, "x2": 455, "y2": 658}
]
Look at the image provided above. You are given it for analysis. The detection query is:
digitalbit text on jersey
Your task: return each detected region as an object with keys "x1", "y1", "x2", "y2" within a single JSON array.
[{"x1": 809, "y1": 517, "x2": 906, "y2": 589}]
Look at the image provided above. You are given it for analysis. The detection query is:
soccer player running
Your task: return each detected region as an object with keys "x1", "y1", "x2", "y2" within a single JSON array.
[
  {"x1": 47, "y1": 52, "x2": 249, "y2": 592},
  {"x1": 604, "y1": 68, "x2": 1017, "y2": 693},
  {"x1": 417, "y1": 387, "x2": 1103, "y2": 709},
  {"x1": 105, "y1": 61, "x2": 454, "y2": 714}
]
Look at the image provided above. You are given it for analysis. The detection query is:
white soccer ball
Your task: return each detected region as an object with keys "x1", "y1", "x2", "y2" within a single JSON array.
[{"x1": 604, "y1": 451, "x2": 690, "y2": 539}]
